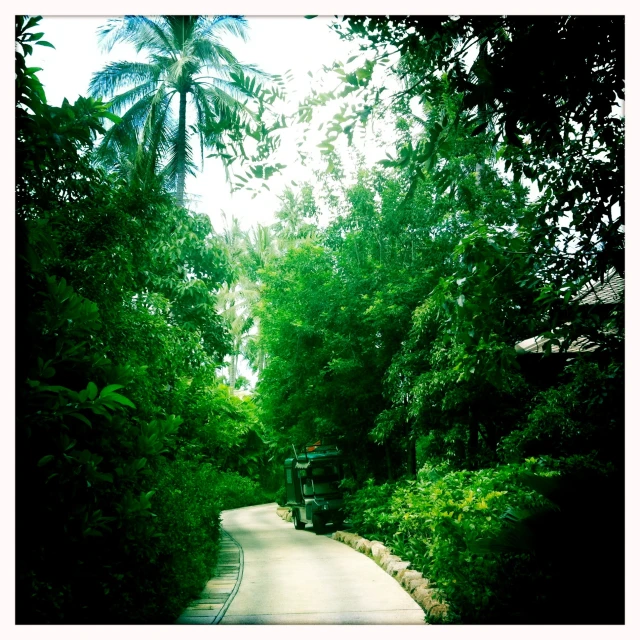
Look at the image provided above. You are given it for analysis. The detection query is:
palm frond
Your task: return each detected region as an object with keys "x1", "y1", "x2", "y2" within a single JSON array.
[
  {"x1": 89, "y1": 62, "x2": 161, "y2": 100},
  {"x1": 191, "y1": 85, "x2": 213, "y2": 168},
  {"x1": 191, "y1": 83, "x2": 223, "y2": 127},
  {"x1": 95, "y1": 17, "x2": 131, "y2": 53},
  {"x1": 196, "y1": 15, "x2": 248, "y2": 42},
  {"x1": 93, "y1": 118, "x2": 140, "y2": 171},
  {"x1": 100, "y1": 80, "x2": 162, "y2": 115},
  {"x1": 190, "y1": 39, "x2": 242, "y2": 73},
  {"x1": 96, "y1": 92, "x2": 164, "y2": 163},
  {"x1": 164, "y1": 55, "x2": 197, "y2": 87},
  {"x1": 200, "y1": 83, "x2": 250, "y2": 114},
  {"x1": 164, "y1": 120, "x2": 197, "y2": 182},
  {"x1": 113, "y1": 94, "x2": 161, "y2": 137},
  {"x1": 139, "y1": 89, "x2": 175, "y2": 162},
  {"x1": 234, "y1": 62, "x2": 271, "y2": 80},
  {"x1": 98, "y1": 16, "x2": 175, "y2": 58},
  {"x1": 148, "y1": 53, "x2": 175, "y2": 70},
  {"x1": 166, "y1": 16, "x2": 199, "y2": 50}
]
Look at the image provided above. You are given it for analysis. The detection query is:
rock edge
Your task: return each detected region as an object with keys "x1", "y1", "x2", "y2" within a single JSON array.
[{"x1": 275, "y1": 506, "x2": 448, "y2": 621}]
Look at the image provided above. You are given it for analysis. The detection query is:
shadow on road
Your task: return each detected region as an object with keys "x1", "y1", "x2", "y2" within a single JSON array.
[{"x1": 291, "y1": 521, "x2": 354, "y2": 537}]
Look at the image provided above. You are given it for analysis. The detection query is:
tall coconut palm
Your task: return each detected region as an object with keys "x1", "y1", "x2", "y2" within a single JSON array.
[
  {"x1": 216, "y1": 279, "x2": 258, "y2": 389},
  {"x1": 89, "y1": 15, "x2": 262, "y2": 206}
]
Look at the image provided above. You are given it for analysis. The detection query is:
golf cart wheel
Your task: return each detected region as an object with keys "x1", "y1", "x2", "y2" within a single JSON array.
[
  {"x1": 312, "y1": 514, "x2": 325, "y2": 534},
  {"x1": 293, "y1": 510, "x2": 305, "y2": 530}
]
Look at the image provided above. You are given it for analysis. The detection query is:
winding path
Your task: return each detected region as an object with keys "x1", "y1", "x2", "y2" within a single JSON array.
[{"x1": 217, "y1": 502, "x2": 426, "y2": 625}]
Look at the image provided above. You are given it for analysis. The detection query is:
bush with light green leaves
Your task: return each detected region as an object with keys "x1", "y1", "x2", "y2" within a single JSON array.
[{"x1": 344, "y1": 455, "x2": 619, "y2": 624}]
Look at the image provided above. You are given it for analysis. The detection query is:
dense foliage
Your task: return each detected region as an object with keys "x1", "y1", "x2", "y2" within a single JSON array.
[
  {"x1": 345, "y1": 455, "x2": 621, "y2": 623},
  {"x1": 16, "y1": 13, "x2": 624, "y2": 626},
  {"x1": 254, "y1": 15, "x2": 624, "y2": 624},
  {"x1": 16, "y1": 16, "x2": 272, "y2": 623}
]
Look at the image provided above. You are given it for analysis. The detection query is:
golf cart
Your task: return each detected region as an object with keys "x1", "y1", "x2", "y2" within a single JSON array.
[{"x1": 284, "y1": 442, "x2": 345, "y2": 533}]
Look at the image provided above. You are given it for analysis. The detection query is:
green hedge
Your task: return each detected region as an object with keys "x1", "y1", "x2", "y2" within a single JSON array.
[
  {"x1": 344, "y1": 456, "x2": 621, "y2": 624},
  {"x1": 145, "y1": 463, "x2": 272, "y2": 622}
]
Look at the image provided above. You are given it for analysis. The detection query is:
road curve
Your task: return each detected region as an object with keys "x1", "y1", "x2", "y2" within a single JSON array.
[{"x1": 219, "y1": 502, "x2": 426, "y2": 625}]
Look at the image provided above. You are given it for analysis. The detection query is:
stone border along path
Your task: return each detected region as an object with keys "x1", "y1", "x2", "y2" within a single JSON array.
[
  {"x1": 276, "y1": 506, "x2": 449, "y2": 621},
  {"x1": 175, "y1": 530, "x2": 244, "y2": 625}
]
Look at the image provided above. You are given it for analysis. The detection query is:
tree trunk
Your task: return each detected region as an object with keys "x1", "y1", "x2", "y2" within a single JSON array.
[
  {"x1": 468, "y1": 421, "x2": 479, "y2": 470},
  {"x1": 407, "y1": 435, "x2": 417, "y2": 478},
  {"x1": 229, "y1": 353, "x2": 237, "y2": 390},
  {"x1": 175, "y1": 88, "x2": 188, "y2": 207}
]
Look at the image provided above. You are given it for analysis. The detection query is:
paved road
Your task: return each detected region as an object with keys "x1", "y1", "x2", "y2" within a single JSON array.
[{"x1": 219, "y1": 503, "x2": 426, "y2": 625}]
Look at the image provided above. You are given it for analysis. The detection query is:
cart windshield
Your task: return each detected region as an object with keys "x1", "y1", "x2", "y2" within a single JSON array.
[
  {"x1": 312, "y1": 480, "x2": 340, "y2": 495},
  {"x1": 308, "y1": 464, "x2": 341, "y2": 496}
]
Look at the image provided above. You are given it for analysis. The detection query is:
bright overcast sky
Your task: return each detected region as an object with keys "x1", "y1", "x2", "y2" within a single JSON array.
[{"x1": 27, "y1": 15, "x2": 378, "y2": 235}]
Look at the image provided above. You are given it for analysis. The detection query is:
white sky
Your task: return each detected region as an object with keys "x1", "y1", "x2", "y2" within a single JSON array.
[{"x1": 27, "y1": 15, "x2": 377, "y2": 235}]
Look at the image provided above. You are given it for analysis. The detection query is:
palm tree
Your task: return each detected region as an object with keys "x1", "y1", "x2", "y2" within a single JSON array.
[
  {"x1": 216, "y1": 279, "x2": 258, "y2": 390},
  {"x1": 89, "y1": 15, "x2": 261, "y2": 206},
  {"x1": 245, "y1": 223, "x2": 280, "y2": 280}
]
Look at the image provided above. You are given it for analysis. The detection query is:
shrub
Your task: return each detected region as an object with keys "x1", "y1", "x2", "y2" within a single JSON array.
[
  {"x1": 210, "y1": 470, "x2": 272, "y2": 510},
  {"x1": 344, "y1": 457, "x2": 623, "y2": 623},
  {"x1": 143, "y1": 459, "x2": 223, "y2": 622},
  {"x1": 275, "y1": 484, "x2": 287, "y2": 507}
]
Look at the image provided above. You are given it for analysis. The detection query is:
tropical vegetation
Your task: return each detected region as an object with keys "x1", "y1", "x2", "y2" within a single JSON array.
[
  {"x1": 89, "y1": 15, "x2": 284, "y2": 205},
  {"x1": 16, "y1": 15, "x2": 274, "y2": 623},
  {"x1": 16, "y1": 14, "x2": 623, "y2": 625}
]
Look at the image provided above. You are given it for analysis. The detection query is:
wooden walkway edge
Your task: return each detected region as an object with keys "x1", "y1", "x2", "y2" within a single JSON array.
[{"x1": 175, "y1": 529, "x2": 244, "y2": 624}]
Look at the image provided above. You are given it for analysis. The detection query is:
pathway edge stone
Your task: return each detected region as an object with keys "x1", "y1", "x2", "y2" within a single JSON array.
[
  {"x1": 175, "y1": 529, "x2": 244, "y2": 625},
  {"x1": 275, "y1": 506, "x2": 448, "y2": 621},
  {"x1": 212, "y1": 529, "x2": 244, "y2": 624},
  {"x1": 331, "y1": 529, "x2": 449, "y2": 621}
]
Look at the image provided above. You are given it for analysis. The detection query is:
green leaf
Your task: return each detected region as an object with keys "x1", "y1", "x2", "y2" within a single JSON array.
[
  {"x1": 87, "y1": 382, "x2": 98, "y2": 400},
  {"x1": 100, "y1": 111, "x2": 121, "y2": 124},
  {"x1": 25, "y1": 16, "x2": 41, "y2": 30},
  {"x1": 39, "y1": 385, "x2": 72, "y2": 394},
  {"x1": 37, "y1": 455, "x2": 54, "y2": 467},
  {"x1": 107, "y1": 393, "x2": 136, "y2": 409},
  {"x1": 69, "y1": 413, "x2": 92, "y2": 427},
  {"x1": 35, "y1": 40, "x2": 55, "y2": 49},
  {"x1": 99, "y1": 384, "x2": 124, "y2": 398}
]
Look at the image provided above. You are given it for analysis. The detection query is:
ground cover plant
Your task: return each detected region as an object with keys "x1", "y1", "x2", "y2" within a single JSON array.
[{"x1": 344, "y1": 454, "x2": 622, "y2": 624}]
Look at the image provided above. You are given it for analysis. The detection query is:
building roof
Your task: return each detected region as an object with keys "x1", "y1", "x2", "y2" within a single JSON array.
[
  {"x1": 514, "y1": 269, "x2": 623, "y2": 355},
  {"x1": 514, "y1": 333, "x2": 599, "y2": 355},
  {"x1": 572, "y1": 269, "x2": 624, "y2": 306}
]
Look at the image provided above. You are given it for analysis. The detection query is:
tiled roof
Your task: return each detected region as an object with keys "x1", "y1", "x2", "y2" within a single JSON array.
[
  {"x1": 515, "y1": 270, "x2": 623, "y2": 354},
  {"x1": 514, "y1": 333, "x2": 599, "y2": 355},
  {"x1": 573, "y1": 269, "x2": 624, "y2": 306}
]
